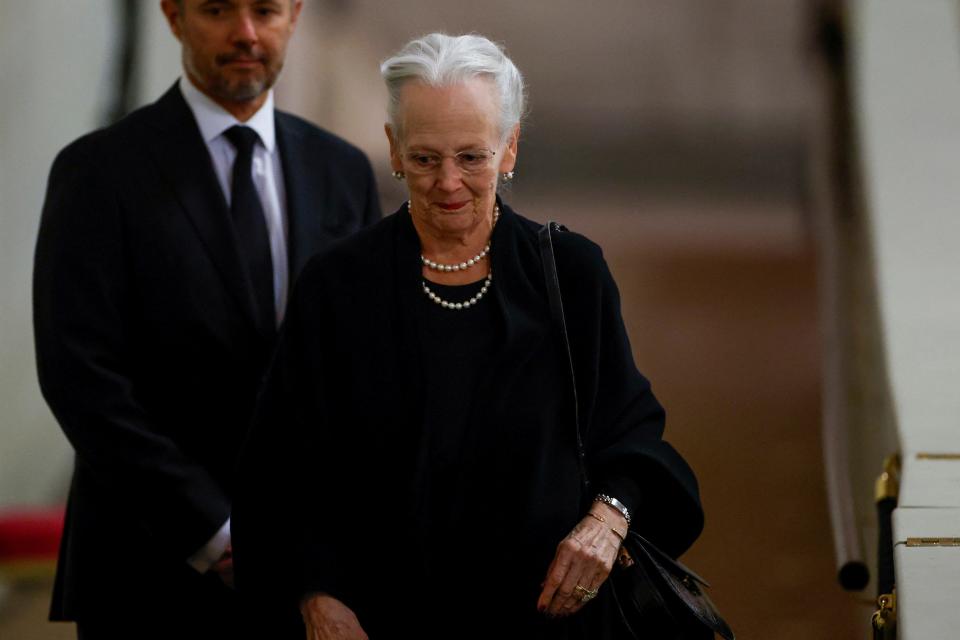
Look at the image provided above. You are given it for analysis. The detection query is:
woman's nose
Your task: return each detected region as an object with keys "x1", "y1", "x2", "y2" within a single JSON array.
[{"x1": 435, "y1": 157, "x2": 464, "y2": 191}]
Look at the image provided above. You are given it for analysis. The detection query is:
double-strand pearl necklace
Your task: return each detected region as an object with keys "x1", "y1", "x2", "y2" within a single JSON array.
[
  {"x1": 422, "y1": 270, "x2": 493, "y2": 310},
  {"x1": 417, "y1": 203, "x2": 498, "y2": 310},
  {"x1": 420, "y1": 205, "x2": 500, "y2": 272}
]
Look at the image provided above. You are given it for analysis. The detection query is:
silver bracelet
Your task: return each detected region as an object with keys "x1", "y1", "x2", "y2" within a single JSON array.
[{"x1": 594, "y1": 494, "x2": 631, "y2": 526}]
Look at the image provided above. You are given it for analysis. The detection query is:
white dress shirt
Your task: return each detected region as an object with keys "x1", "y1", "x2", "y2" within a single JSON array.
[
  {"x1": 179, "y1": 76, "x2": 289, "y2": 573},
  {"x1": 179, "y1": 76, "x2": 290, "y2": 327}
]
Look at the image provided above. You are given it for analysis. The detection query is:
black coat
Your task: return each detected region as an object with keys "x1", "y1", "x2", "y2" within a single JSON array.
[
  {"x1": 233, "y1": 203, "x2": 704, "y2": 638},
  {"x1": 32, "y1": 84, "x2": 380, "y2": 626}
]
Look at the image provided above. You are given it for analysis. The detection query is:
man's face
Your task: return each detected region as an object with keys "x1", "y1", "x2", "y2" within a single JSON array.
[{"x1": 161, "y1": 0, "x2": 302, "y2": 105}]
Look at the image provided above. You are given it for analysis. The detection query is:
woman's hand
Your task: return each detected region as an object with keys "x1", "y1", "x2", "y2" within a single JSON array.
[
  {"x1": 537, "y1": 503, "x2": 627, "y2": 617},
  {"x1": 300, "y1": 593, "x2": 369, "y2": 640}
]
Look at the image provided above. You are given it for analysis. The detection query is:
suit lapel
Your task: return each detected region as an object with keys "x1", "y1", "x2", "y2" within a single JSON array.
[
  {"x1": 276, "y1": 113, "x2": 331, "y2": 280},
  {"x1": 145, "y1": 85, "x2": 260, "y2": 331}
]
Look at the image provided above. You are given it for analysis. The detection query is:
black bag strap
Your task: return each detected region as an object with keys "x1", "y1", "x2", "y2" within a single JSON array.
[
  {"x1": 540, "y1": 223, "x2": 734, "y2": 640},
  {"x1": 538, "y1": 222, "x2": 590, "y2": 495}
]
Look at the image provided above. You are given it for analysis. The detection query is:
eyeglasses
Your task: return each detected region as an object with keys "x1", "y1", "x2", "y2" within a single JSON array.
[{"x1": 402, "y1": 148, "x2": 497, "y2": 175}]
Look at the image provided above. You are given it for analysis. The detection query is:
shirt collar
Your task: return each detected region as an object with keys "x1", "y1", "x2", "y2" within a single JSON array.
[{"x1": 178, "y1": 76, "x2": 276, "y2": 152}]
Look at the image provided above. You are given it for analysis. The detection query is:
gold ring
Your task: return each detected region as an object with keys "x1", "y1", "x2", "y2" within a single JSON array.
[{"x1": 574, "y1": 584, "x2": 598, "y2": 602}]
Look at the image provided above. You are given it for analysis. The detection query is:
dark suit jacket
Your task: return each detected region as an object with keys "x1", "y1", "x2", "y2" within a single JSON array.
[{"x1": 33, "y1": 83, "x2": 380, "y2": 624}]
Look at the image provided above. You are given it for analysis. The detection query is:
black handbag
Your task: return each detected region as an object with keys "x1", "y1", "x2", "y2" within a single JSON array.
[{"x1": 537, "y1": 221, "x2": 735, "y2": 640}]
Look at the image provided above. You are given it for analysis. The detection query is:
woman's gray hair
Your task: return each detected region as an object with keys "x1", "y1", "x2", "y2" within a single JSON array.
[{"x1": 380, "y1": 33, "x2": 526, "y2": 143}]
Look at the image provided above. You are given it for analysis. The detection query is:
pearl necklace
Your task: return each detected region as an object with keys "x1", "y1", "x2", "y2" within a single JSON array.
[
  {"x1": 416, "y1": 202, "x2": 499, "y2": 310},
  {"x1": 422, "y1": 270, "x2": 493, "y2": 310},
  {"x1": 419, "y1": 205, "x2": 500, "y2": 272}
]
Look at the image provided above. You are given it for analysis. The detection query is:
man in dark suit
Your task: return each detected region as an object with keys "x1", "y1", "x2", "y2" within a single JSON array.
[{"x1": 32, "y1": 0, "x2": 380, "y2": 636}]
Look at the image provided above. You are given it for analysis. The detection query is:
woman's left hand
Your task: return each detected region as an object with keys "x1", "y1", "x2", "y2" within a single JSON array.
[{"x1": 537, "y1": 503, "x2": 627, "y2": 616}]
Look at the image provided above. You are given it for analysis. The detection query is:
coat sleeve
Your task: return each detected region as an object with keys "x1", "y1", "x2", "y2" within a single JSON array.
[
  {"x1": 232, "y1": 258, "x2": 353, "y2": 609},
  {"x1": 558, "y1": 236, "x2": 704, "y2": 558},
  {"x1": 33, "y1": 142, "x2": 230, "y2": 559}
]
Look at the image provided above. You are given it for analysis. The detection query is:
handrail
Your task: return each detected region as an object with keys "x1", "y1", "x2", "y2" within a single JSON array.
[{"x1": 810, "y1": 1, "x2": 869, "y2": 591}]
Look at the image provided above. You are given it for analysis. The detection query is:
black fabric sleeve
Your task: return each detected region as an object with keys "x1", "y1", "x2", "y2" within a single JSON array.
[
  {"x1": 33, "y1": 143, "x2": 230, "y2": 558},
  {"x1": 559, "y1": 238, "x2": 704, "y2": 558},
  {"x1": 232, "y1": 259, "x2": 352, "y2": 608}
]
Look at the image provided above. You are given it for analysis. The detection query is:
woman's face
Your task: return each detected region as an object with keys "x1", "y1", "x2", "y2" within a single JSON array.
[{"x1": 387, "y1": 78, "x2": 518, "y2": 239}]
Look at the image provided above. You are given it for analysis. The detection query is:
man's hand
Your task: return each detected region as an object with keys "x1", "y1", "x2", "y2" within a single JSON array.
[
  {"x1": 536, "y1": 503, "x2": 626, "y2": 617},
  {"x1": 300, "y1": 593, "x2": 368, "y2": 640},
  {"x1": 211, "y1": 544, "x2": 234, "y2": 589}
]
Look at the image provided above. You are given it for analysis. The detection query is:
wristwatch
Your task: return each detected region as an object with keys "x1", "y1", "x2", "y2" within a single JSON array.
[{"x1": 594, "y1": 493, "x2": 631, "y2": 525}]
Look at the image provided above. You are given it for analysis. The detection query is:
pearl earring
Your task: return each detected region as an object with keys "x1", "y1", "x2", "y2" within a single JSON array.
[
  {"x1": 501, "y1": 171, "x2": 515, "y2": 181},
  {"x1": 392, "y1": 170, "x2": 405, "y2": 181}
]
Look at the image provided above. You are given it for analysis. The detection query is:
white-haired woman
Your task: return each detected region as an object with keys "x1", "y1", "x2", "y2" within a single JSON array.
[{"x1": 233, "y1": 33, "x2": 704, "y2": 639}]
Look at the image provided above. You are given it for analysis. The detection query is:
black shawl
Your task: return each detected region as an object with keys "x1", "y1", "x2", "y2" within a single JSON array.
[{"x1": 233, "y1": 202, "x2": 704, "y2": 638}]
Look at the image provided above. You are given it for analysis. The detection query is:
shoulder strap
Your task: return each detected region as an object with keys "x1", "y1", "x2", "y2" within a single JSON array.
[{"x1": 538, "y1": 222, "x2": 590, "y2": 494}]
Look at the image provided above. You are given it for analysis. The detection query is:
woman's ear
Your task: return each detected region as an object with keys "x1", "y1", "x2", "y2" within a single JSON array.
[
  {"x1": 385, "y1": 124, "x2": 403, "y2": 173},
  {"x1": 499, "y1": 125, "x2": 520, "y2": 173}
]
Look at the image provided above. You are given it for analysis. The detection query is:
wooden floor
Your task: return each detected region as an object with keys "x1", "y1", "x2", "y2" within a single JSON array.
[
  {"x1": 0, "y1": 582, "x2": 72, "y2": 640},
  {"x1": 0, "y1": 195, "x2": 869, "y2": 639}
]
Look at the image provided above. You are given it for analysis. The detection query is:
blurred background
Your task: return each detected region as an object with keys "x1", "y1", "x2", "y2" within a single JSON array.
[{"x1": 0, "y1": 1, "x2": 888, "y2": 638}]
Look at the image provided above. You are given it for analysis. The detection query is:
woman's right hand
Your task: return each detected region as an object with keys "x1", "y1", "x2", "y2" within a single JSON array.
[{"x1": 300, "y1": 593, "x2": 369, "y2": 640}]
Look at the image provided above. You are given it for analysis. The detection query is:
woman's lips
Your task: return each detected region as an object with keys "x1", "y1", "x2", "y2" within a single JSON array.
[{"x1": 435, "y1": 201, "x2": 470, "y2": 211}]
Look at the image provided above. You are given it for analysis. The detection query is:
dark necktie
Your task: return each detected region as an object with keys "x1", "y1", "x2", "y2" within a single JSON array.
[{"x1": 224, "y1": 125, "x2": 275, "y2": 331}]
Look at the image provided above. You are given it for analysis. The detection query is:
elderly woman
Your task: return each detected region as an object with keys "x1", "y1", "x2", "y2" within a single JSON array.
[{"x1": 233, "y1": 33, "x2": 704, "y2": 639}]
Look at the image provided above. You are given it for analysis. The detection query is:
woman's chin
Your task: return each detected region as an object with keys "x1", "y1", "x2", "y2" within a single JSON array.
[{"x1": 429, "y1": 208, "x2": 478, "y2": 233}]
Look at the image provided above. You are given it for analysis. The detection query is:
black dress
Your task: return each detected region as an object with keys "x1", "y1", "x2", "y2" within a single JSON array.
[
  {"x1": 415, "y1": 278, "x2": 500, "y2": 578},
  {"x1": 413, "y1": 279, "x2": 569, "y2": 636},
  {"x1": 233, "y1": 202, "x2": 704, "y2": 639}
]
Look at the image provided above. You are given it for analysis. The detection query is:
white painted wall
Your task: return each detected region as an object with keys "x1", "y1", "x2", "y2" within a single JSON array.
[
  {"x1": 0, "y1": 2, "x2": 179, "y2": 508},
  {"x1": 854, "y1": 0, "x2": 960, "y2": 454},
  {"x1": 852, "y1": 1, "x2": 960, "y2": 637}
]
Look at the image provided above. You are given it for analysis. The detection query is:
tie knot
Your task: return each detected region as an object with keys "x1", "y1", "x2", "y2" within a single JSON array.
[{"x1": 224, "y1": 125, "x2": 260, "y2": 156}]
